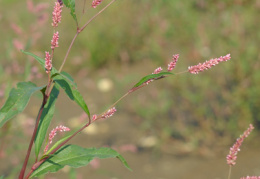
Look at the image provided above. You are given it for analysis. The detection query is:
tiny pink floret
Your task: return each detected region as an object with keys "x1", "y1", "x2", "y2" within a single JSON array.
[
  {"x1": 168, "y1": 54, "x2": 179, "y2": 71},
  {"x1": 45, "y1": 51, "x2": 52, "y2": 74},
  {"x1": 102, "y1": 107, "x2": 116, "y2": 119},
  {"x1": 44, "y1": 125, "x2": 70, "y2": 153},
  {"x1": 92, "y1": 0, "x2": 104, "y2": 8},
  {"x1": 51, "y1": 31, "x2": 59, "y2": 49},
  {"x1": 52, "y1": 2, "x2": 62, "y2": 27},
  {"x1": 188, "y1": 54, "x2": 231, "y2": 74},
  {"x1": 226, "y1": 124, "x2": 254, "y2": 166},
  {"x1": 92, "y1": 114, "x2": 98, "y2": 121}
]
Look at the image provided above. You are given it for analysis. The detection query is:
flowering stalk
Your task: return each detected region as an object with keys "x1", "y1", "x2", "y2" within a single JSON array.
[
  {"x1": 92, "y1": 0, "x2": 104, "y2": 8},
  {"x1": 168, "y1": 54, "x2": 179, "y2": 71},
  {"x1": 227, "y1": 124, "x2": 254, "y2": 179},
  {"x1": 226, "y1": 124, "x2": 254, "y2": 166},
  {"x1": 52, "y1": 2, "x2": 62, "y2": 28},
  {"x1": 188, "y1": 54, "x2": 231, "y2": 74},
  {"x1": 44, "y1": 125, "x2": 70, "y2": 153},
  {"x1": 146, "y1": 67, "x2": 163, "y2": 85}
]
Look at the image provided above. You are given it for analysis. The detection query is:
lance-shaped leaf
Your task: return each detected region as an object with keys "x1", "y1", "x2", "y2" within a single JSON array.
[
  {"x1": 21, "y1": 50, "x2": 58, "y2": 75},
  {"x1": 0, "y1": 82, "x2": 45, "y2": 128},
  {"x1": 30, "y1": 145, "x2": 131, "y2": 178},
  {"x1": 53, "y1": 72, "x2": 90, "y2": 120},
  {"x1": 34, "y1": 85, "x2": 60, "y2": 157},
  {"x1": 132, "y1": 72, "x2": 173, "y2": 88},
  {"x1": 62, "y1": 0, "x2": 77, "y2": 24}
]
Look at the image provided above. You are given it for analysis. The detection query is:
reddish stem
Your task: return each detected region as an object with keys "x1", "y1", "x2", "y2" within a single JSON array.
[
  {"x1": 18, "y1": 95, "x2": 47, "y2": 179},
  {"x1": 25, "y1": 121, "x2": 91, "y2": 178}
]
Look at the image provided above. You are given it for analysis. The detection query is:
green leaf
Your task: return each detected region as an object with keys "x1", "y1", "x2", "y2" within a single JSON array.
[
  {"x1": 0, "y1": 175, "x2": 4, "y2": 179},
  {"x1": 62, "y1": 0, "x2": 77, "y2": 23},
  {"x1": 21, "y1": 50, "x2": 58, "y2": 75},
  {"x1": 30, "y1": 145, "x2": 131, "y2": 178},
  {"x1": 133, "y1": 72, "x2": 173, "y2": 88},
  {"x1": 34, "y1": 85, "x2": 60, "y2": 157},
  {"x1": 0, "y1": 82, "x2": 45, "y2": 128},
  {"x1": 53, "y1": 72, "x2": 90, "y2": 119}
]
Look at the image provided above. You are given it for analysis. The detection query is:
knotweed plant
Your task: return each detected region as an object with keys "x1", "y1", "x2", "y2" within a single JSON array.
[
  {"x1": 227, "y1": 124, "x2": 257, "y2": 179},
  {"x1": 1, "y1": 0, "x2": 254, "y2": 179}
]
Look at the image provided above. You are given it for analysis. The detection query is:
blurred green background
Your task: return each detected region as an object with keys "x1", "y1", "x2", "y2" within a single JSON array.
[{"x1": 1, "y1": 0, "x2": 260, "y2": 178}]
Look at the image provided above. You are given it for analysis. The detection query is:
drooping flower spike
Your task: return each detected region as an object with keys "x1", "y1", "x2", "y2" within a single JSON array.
[
  {"x1": 44, "y1": 125, "x2": 70, "y2": 153},
  {"x1": 188, "y1": 54, "x2": 231, "y2": 74},
  {"x1": 226, "y1": 124, "x2": 254, "y2": 166}
]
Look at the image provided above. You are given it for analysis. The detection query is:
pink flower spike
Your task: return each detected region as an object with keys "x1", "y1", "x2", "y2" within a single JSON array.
[
  {"x1": 168, "y1": 54, "x2": 179, "y2": 71},
  {"x1": 51, "y1": 31, "x2": 59, "y2": 49},
  {"x1": 241, "y1": 177, "x2": 260, "y2": 179},
  {"x1": 226, "y1": 124, "x2": 254, "y2": 166},
  {"x1": 146, "y1": 67, "x2": 163, "y2": 85},
  {"x1": 102, "y1": 107, "x2": 116, "y2": 119},
  {"x1": 52, "y1": 2, "x2": 62, "y2": 27},
  {"x1": 188, "y1": 54, "x2": 231, "y2": 74},
  {"x1": 45, "y1": 51, "x2": 52, "y2": 74},
  {"x1": 44, "y1": 125, "x2": 70, "y2": 153},
  {"x1": 92, "y1": 0, "x2": 104, "y2": 8}
]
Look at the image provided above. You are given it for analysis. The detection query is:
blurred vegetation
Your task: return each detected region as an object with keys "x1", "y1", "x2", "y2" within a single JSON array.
[{"x1": 0, "y1": 0, "x2": 260, "y2": 155}]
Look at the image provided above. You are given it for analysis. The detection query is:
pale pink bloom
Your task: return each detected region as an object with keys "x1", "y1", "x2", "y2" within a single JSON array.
[
  {"x1": 168, "y1": 54, "x2": 179, "y2": 71},
  {"x1": 241, "y1": 177, "x2": 260, "y2": 179},
  {"x1": 51, "y1": 31, "x2": 59, "y2": 49},
  {"x1": 188, "y1": 54, "x2": 231, "y2": 74},
  {"x1": 226, "y1": 124, "x2": 254, "y2": 166},
  {"x1": 92, "y1": 114, "x2": 98, "y2": 121},
  {"x1": 92, "y1": 0, "x2": 104, "y2": 8},
  {"x1": 101, "y1": 107, "x2": 116, "y2": 119},
  {"x1": 52, "y1": 2, "x2": 62, "y2": 27},
  {"x1": 153, "y1": 67, "x2": 163, "y2": 74},
  {"x1": 45, "y1": 51, "x2": 52, "y2": 74},
  {"x1": 44, "y1": 125, "x2": 70, "y2": 153},
  {"x1": 146, "y1": 67, "x2": 163, "y2": 84}
]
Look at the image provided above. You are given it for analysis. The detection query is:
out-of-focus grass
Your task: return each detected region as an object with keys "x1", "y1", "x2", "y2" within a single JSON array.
[{"x1": 1, "y1": 0, "x2": 260, "y2": 153}]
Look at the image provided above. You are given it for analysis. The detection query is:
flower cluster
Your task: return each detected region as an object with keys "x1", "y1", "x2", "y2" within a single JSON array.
[
  {"x1": 226, "y1": 124, "x2": 254, "y2": 166},
  {"x1": 51, "y1": 31, "x2": 59, "y2": 49},
  {"x1": 101, "y1": 107, "x2": 116, "y2": 119},
  {"x1": 52, "y1": 2, "x2": 62, "y2": 27},
  {"x1": 92, "y1": 0, "x2": 104, "y2": 8},
  {"x1": 188, "y1": 54, "x2": 231, "y2": 74},
  {"x1": 168, "y1": 54, "x2": 179, "y2": 71},
  {"x1": 44, "y1": 125, "x2": 70, "y2": 153},
  {"x1": 146, "y1": 67, "x2": 163, "y2": 85},
  {"x1": 45, "y1": 51, "x2": 52, "y2": 73}
]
